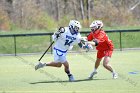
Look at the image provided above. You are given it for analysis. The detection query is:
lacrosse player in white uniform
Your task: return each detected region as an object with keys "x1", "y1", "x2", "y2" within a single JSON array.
[{"x1": 35, "y1": 20, "x2": 90, "y2": 82}]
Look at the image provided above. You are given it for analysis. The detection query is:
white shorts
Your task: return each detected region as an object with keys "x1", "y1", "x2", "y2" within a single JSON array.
[{"x1": 53, "y1": 47, "x2": 67, "y2": 63}]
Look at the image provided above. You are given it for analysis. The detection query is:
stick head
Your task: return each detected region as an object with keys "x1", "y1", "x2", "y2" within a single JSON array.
[{"x1": 58, "y1": 27, "x2": 65, "y2": 33}]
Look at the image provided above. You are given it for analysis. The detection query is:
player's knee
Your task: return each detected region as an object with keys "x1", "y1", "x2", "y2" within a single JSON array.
[
  {"x1": 56, "y1": 64, "x2": 62, "y2": 67},
  {"x1": 64, "y1": 65, "x2": 69, "y2": 69},
  {"x1": 103, "y1": 63, "x2": 108, "y2": 67}
]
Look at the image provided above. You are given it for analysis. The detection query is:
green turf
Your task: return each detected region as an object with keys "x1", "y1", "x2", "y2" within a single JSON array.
[{"x1": 0, "y1": 51, "x2": 140, "y2": 93}]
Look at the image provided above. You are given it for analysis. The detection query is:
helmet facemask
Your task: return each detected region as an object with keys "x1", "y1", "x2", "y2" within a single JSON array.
[
  {"x1": 69, "y1": 20, "x2": 81, "y2": 35},
  {"x1": 71, "y1": 26, "x2": 80, "y2": 34},
  {"x1": 91, "y1": 26, "x2": 98, "y2": 32},
  {"x1": 90, "y1": 20, "x2": 103, "y2": 32}
]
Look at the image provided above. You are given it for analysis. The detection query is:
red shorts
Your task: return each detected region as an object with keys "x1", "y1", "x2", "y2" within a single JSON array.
[{"x1": 97, "y1": 50, "x2": 113, "y2": 59}]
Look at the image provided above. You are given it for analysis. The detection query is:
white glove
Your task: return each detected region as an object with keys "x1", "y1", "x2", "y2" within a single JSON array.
[{"x1": 83, "y1": 44, "x2": 93, "y2": 52}]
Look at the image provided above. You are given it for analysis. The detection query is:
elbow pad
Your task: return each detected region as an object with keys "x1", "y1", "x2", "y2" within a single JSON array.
[
  {"x1": 93, "y1": 39, "x2": 98, "y2": 46},
  {"x1": 78, "y1": 39, "x2": 87, "y2": 48},
  {"x1": 78, "y1": 42, "x2": 83, "y2": 48}
]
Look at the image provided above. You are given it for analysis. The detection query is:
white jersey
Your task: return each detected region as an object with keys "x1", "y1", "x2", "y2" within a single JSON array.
[{"x1": 52, "y1": 27, "x2": 81, "y2": 51}]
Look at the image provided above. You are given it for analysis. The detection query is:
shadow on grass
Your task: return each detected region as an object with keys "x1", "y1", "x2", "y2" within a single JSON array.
[{"x1": 30, "y1": 78, "x2": 107, "y2": 84}]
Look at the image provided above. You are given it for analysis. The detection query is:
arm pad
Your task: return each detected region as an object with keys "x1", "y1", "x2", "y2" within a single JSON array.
[
  {"x1": 78, "y1": 38, "x2": 88, "y2": 48},
  {"x1": 78, "y1": 42, "x2": 83, "y2": 48},
  {"x1": 93, "y1": 39, "x2": 98, "y2": 46},
  {"x1": 78, "y1": 41, "x2": 89, "y2": 49}
]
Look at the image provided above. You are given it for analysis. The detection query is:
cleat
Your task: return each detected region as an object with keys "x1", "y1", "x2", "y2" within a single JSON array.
[
  {"x1": 113, "y1": 73, "x2": 118, "y2": 79},
  {"x1": 69, "y1": 75, "x2": 75, "y2": 82},
  {"x1": 88, "y1": 72, "x2": 97, "y2": 79},
  {"x1": 35, "y1": 62, "x2": 46, "y2": 70}
]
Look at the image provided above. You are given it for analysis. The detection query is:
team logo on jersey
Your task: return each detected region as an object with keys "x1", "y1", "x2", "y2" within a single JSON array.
[
  {"x1": 66, "y1": 35, "x2": 76, "y2": 40},
  {"x1": 64, "y1": 35, "x2": 76, "y2": 46}
]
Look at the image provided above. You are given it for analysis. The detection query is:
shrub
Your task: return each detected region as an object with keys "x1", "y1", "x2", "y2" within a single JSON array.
[{"x1": 0, "y1": 9, "x2": 11, "y2": 31}]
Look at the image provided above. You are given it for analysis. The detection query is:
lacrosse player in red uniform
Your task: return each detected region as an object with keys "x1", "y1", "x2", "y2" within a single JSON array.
[{"x1": 86, "y1": 20, "x2": 118, "y2": 79}]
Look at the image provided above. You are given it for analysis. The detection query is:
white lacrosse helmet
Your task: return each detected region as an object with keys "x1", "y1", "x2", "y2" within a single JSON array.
[
  {"x1": 90, "y1": 20, "x2": 103, "y2": 31},
  {"x1": 69, "y1": 20, "x2": 81, "y2": 34}
]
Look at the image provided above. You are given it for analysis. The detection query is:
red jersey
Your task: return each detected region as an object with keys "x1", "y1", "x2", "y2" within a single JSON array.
[{"x1": 87, "y1": 29, "x2": 114, "y2": 51}]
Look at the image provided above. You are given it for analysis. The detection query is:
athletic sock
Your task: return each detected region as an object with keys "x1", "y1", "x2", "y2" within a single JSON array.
[
  {"x1": 112, "y1": 70, "x2": 116, "y2": 74},
  {"x1": 93, "y1": 68, "x2": 97, "y2": 72},
  {"x1": 112, "y1": 72, "x2": 116, "y2": 74}
]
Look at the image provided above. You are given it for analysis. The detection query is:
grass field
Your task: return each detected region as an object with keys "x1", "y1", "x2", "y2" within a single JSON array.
[{"x1": 0, "y1": 50, "x2": 140, "y2": 93}]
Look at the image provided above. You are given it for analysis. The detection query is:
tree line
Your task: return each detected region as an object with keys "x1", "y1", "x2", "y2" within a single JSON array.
[{"x1": 0, "y1": 0, "x2": 140, "y2": 31}]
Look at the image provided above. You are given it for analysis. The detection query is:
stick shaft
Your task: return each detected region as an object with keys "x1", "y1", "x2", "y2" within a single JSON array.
[{"x1": 38, "y1": 41, "x2": 54, "y2": 61}]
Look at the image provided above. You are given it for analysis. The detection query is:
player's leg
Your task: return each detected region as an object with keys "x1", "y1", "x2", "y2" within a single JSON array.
[
  {"x1": 60, "y1": 52, "x2": 74, "y2": 82},
  {"x1": 35, "y1": 49, "x2": 63, "y2": 70},
  {"x1": 103, "y1": 56, "x2": 114, "y2": 72},
  {"x1": 35, "y1": 61, "x2": 62, "y2": 70},
  {"x1": 95, "y1": 58, "x2": 102, "y2": 71},
  {"x1": 46, "y1": 62, "x2": 62, "y2": 67},
  {"x1": 35, "y1": 57, "x2": 63, "y2": 70},
  {"x1": 63, "y1": 61, "x2": 74, "y2": 82},
  {"x1": 88, "y1": 58, "x2": 102, "y2": 79},
  {"x1": 103, "y1": 56, "x2": 118, "y2": 79},
  {"x1": 103, "y1": 50, "x2": 118, "y2": 79},
  {"x1": 88, "y1": 51, "x2": 104, "y2": 79}
]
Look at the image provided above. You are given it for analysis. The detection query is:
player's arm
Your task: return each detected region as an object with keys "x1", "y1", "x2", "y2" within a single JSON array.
[
  {"x1": 80, "y1": 34, "x2": 98, "y2": 47},
  {"x1": 76, "y1": 34, "x2": 92, "y2": 51},
  {"x1": 87, "y1": 39, "x2": 98, "y2": 46},
  {"x1": 78, "y1": 40, "x2": 86, "y2": 48},
  {"x1": 78, "y1": 39, "x2": 93, "y2": 52},
  {"x1": 106, "y1": 39, "x2": 114, "y2": 51},
  {"x1": 78, "y1": 39, "x2": 98, "y2": 48},
  {"x1": 76, "y1": 35, "x2": 87, "y2": 48},
  {"x1": 52, "y1": 27, "x2": 65, "y2": 41},
  {"x1": 87, "y1": 32, "x2": 94, "y2": 41},
  {"x1": 86, "y1": 32, "x2": 98, "y2": 46},
  {"x1": 78, "y1": 39, "x2": 91, "y2": 49}
]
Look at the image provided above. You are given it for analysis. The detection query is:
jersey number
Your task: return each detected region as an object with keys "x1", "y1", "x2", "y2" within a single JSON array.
[{"x1": 64, "y1": 40, "x2": 73, "y2": 46}]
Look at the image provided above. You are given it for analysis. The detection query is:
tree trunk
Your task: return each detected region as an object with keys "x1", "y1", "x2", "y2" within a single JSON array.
[
  {"x1": 55, "y1": 0, "x2": 60, "y2": 21},
  {"x1": 86, "y1": 0, "x2": 90, "y2": 25},
  {"x1": 80, "y1": 0, "x2": 85, "y2": 20},
  {"x1": 64, "y1": 0, "x2": 68, "y2": 15},
  {"x1": 73, "y1": 0, "x2": 77, "y2": 19}
]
